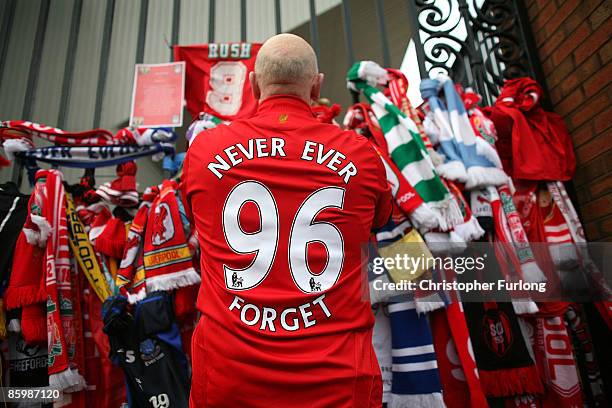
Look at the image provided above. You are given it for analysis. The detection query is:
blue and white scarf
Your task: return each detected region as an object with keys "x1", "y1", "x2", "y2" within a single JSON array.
[
  {"x1": 420, "y1": 76, "x2": 507, "y2": 190},
  {"x1": 388, "y1": 301, "x2": 445, "y2": 408},
  {"x1": 15, "y1": 143, "x2": 174, "y2": 168}
]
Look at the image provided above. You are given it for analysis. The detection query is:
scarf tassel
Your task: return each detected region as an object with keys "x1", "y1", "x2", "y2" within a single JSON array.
[
  {"x1": 50, "y1": 367, "x2": 87, "y2": 393},
  {"x1": 512, "y1": 300, "x2": 539, "y2": 315},
  {"x1": 415, "y1": 297, "x2": 446, "y2": 314},
  {"x1": 520, "y1": 261, "x2": 547, "y2": 283},
  {"x1": 389, "y1": 392, "x2": 446, "y2": 408},
  {"x1": 4, "y1": 285, "x2": 47, "y2": 309},
  {"x1": 430, "y1": 198, "x2": 464, "y2": 232},
  {"x1": 479, "y1": 365, "x2": 543, "y2": 397},
  {"x1": 410, "y1": 203, "x2": 442, "y2": 231},
  {"x1": 436, "y1": 160, "x2": 468, "y2": 183},
  {"x1": 450, "y1": 215, "x2": 485, "y2": 243},
  {"x1": 549, "y1": 242, "x2": 579, "y2": 269},
  {"x1": 24, "y1": 214, "x2": 52, "y2": 247},
  {"x1": 127, "y1": 288, "x2": 147, "y2": 305},
  {"x1": 145, "y1": 269, "x2": 201, "y2": 292},
  {"x1": 465, "y1": 165, "x2": 509, "y2": 190}
]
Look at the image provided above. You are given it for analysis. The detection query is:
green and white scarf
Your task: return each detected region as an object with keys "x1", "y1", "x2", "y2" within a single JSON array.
[{"x1": 347, "y1": 61, "x2": 462, "y2": 230}]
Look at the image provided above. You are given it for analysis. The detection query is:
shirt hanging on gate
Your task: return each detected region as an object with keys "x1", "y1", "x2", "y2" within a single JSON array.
[{"x1": 174, "y1": 43, "x2": 262, "y2": 121}]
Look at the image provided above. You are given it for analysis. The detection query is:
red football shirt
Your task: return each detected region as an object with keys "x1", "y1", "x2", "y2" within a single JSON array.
[
  {"x1": 184, "y1": 95, "x2": 392, "y2": 407},
  {"x1": 174, "y1": 43, "x2": 262, "y2": 121}
]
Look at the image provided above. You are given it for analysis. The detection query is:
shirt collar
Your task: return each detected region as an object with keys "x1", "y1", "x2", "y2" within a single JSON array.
[{"x1": 256, "y1": 95, "x2": 315, "y2": 118}]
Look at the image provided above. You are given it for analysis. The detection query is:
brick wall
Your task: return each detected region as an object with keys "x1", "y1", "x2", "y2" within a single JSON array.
[{"x1": 525, "y1": 0, "x2": 611, "y2": 241}]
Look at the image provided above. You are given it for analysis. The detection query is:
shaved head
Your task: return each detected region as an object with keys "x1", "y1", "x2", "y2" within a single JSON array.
[{"x1": 250, "y1": 34, "x2": 324, "y2": 102}]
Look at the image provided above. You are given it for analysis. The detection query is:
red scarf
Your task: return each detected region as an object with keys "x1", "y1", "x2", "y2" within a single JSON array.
[
  {"x1": 143, "y1": 180, "x2": 200, "y2": 291},
  {"x1": 5, "y1": 170, "x2": 86, "y2": 391},
  {"x1": 116, "y1": 202, "x2": 150, "y2": 303},
  {"x1": 0, "y1": 120, "x2": 120, "y2": 146},
  {"x1": 523, "y1": 312, "x2": 583, "y2": 408},
  {"x1": 5, "y1": 176, "x2": 48, "y2": 343},
  {"x1": 493, "y1": 78, "x2": 575, "y2": 181},
  {"x1": 432, "y1": 304, "x2": 488, "y2": 408},
  {"x1": 42, "y1": 171, "x2": 86, "y2": 390}
]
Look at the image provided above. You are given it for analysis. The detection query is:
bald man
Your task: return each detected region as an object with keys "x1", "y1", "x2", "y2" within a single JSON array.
[{"x1": 184, "y1": 34, "x2": 392, "y2": 407}]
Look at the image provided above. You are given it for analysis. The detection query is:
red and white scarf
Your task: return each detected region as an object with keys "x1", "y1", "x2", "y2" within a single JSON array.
[
  {"x1": 524, "y1": 312, "x2": 583, "y2": 408},
  {"x1": 95, "y1": 161, "x2": 139, "y2": 207},
  {"x1": 143, "y1": 180, "x2": 200, "y2": 291},
  {"x1": 431, "y1": 303, "x2": 488, "y2": 408},
  {"x1": 0, "y1": 120, "x2": 176, "y2": 147},
  {"x1": 4, "y1": 170, "x2": 86, "y2": 391}
]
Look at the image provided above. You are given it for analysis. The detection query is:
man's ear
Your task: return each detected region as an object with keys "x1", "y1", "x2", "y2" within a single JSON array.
[
  {"x1": 310, "y1": 73, "x2": 324, "y2": 101},
  {"x1": 250, "y1": 71, "x2": 261, "y2": 100}
]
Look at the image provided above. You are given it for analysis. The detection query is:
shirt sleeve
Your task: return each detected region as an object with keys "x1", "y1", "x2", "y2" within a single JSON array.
[{"x1": 371, "y1": 149, "x2": 393, "y2": 230}]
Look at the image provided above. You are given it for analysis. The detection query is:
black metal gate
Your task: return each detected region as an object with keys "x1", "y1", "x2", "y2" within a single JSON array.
[{"x1": 405, "y1": 0, "x2": 548, "y2": 107}]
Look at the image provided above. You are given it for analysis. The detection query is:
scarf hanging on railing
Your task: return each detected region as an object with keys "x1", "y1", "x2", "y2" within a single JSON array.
[
  {"x1": 4, "y1": 173, "x2": 49, "y2": 344},
  {"x1": 4, "y1": 170, "x2": 87, "y2": 391},
  {"x1": 388, "y1": 301, "x2": 445, "y2": 408},
  {"x1": 143, "y1": 180, "x2": 200, "y2": 291},
  {"x1": 95, "y1": 161, "x2": 139, "y2": 207},
  {"x1": 116, "y1": 188, "x2": 157, "y2": 303},
  {"x1": 463, "y1": 301, "x2": 543, "y2": 398},
  {"x1": 523, "y1": 312, "x2": 583, "y2": 408},
  {"x1": 565, "y1": 304, "x2": 608, "y2": 406},
  {"x1": 347, "y1": 61, "x2": 462, "y2": 231},
  {"x1": 0, "y1": 120, "x2": 176, "y2": 147},
  {"x1": 344, "y1": 103, "x2": 438, "y2": 230},
  {"x1": 420, "y1": 77, "x2": 508, "y2": 190},
  {"x1": 65, "y1": 194, "x2": 113, "y2": 302},
  {"x1": 386, "y1": 68, "x2": 444, "y2": 167},
  {"x1": 547, "y1": 181, "x2": 612, "y2": 328},
  {"x1": 431, "y1": 303, "x2": 488, "y2": 408},
  {"x1": 14, "y1": 143, "x2": 174, "y2": 168}
]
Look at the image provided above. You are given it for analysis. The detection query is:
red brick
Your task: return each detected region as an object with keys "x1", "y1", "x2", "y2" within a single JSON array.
[
  {"x1": 546, "y1": 57, "x2": 576, "y2": 88},
  {"x1": 575, "y1": 185, "x2": 590, "y2": 203},
  {"x1": 571, "y1": 122, "x2": 595, "y2": 148},
  {"x1": 527, "y1": 1, "x2": 539, "y2": 19},
  {"x1": 532, "y1": 1, "x2": 559, "y2": 36},
  {"x1": 555, "y1": 87, "x2": 585, "y2": 117},
  {"x1": 550, "y1": 22, "x2": 591, "y2": 65},
  {"x1": 582, "y1": 62, "x2": 612, "y2": 97},
  {"x1": 580, "y1": 193, "x2": 612, "y2": 222},
  {"x1": 540, "y1": 0, "x2": 580, "y2": 40},
  {"x1": 599, "y1": 41, "x2": 612, "y2": 65},
  {"x1": 555, "y1": 54, "x2": 601, "y2": 97},
  {"x1": 593, "y1": 107, "x2": 612, "y2": 134},
  {"x1": 584, "y1": 220, "x2": 600, "y2": 240},
  {"x1": 549, "y1": 87, "x2": 563, "y2": 105},
  {"x1": 573, "y1": 24, "x2": 612, "y2": 65},
  {"x1": 588, "y1": 1, "x2": 611, "y2": 30},
  {"x1": 573, "y1": 154, "x2": 607, "y2": 184},
  {"x1": 555, "y1": 0, "x2": 606, "y2": 42},
  {"x1": 599, "y1": 214, "x2": 612, "y2": 238},
  {"x1": 574, "y1": 121, "x2": 612, "y2": 161},
  {"x1": 540, "y1": 28, "x2": 567, "y2": 61},
  {"x1": 603, "y1": 149, "x2": 612, "y2": 172},
  {"x1": 589, "y1": 174, "x2": 612, "y2": 199}
]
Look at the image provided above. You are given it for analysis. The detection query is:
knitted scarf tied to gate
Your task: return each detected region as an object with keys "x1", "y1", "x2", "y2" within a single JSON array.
[
  {"x1": 420, "y1": 76, "x2": 508, "y2": 190},
  {"x1": 347, "y1": 61, "x2": 462, "y2": 231},
  {"x1": 4, "y1": 170, "x2": 86, "y2": 392},
  {"x1": 388, "y1": 301, "x2": 445, "y2": 408}
]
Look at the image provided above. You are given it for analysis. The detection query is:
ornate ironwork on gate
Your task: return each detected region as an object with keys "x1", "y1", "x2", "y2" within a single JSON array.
[{"x1": 406, "y1": 0, "x2": 548, "y2": 106}]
